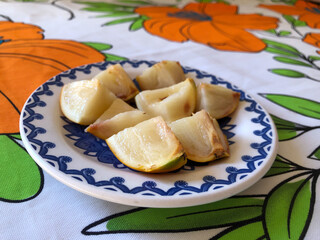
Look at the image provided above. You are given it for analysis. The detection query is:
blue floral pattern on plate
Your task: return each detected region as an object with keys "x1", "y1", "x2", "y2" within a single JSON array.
[{"x1": 20, "y1": 60, "x2": 278, "y2": 207}]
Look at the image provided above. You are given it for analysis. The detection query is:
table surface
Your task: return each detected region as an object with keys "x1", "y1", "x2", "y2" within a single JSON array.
[{"x1": 1, "y1": 0, "x2": 320, "y2": 239}]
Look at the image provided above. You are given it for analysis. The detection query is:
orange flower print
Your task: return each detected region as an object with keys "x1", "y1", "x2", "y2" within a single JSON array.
[
  {"x1": 259, "y1": 0, "x2": 320, "y2": 28},
  {"x1": 135, "y1": 2, "x2": 278, "y2": 52},
  {"x1": 0, "y1": 21, "x2": 105, "y2": 134},
  {"x1": 303, "y1": 32, "x2": 320, "y2": 54}
]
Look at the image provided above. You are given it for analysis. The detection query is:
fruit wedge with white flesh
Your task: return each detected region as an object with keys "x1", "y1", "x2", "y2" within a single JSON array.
[
  {"x1": 170, "y1": 110, "x2": 229, "y2": 162},
  {"x1": 135, "y1": 78, "x2": 196, "y2": 122},
  {"x1": 86, "y1": 110, "x2": 152, "y2": 140},
  {"x1": 93, "y1": 63, "x2": 139, "y2": 101},
  {"x1": 60, "y1": 79, "x2": 116, "y2": 125},
  {"x1": 136, "y1": 60, "x2": 185, "y2": 90},
  {"x1": 93, "y1": 98, "x2": 135, "y2": 124},
  {"x1": 196, "y1": 83, "x2": 240, "y2": 119},
  {"x1": 106, "y1": 116, "x2": 186, "y2": 173}
]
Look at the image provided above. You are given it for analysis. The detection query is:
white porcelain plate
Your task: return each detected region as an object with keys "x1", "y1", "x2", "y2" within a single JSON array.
[{"x1": 20, "y1": 60, "x2": 278, "y2": 208}]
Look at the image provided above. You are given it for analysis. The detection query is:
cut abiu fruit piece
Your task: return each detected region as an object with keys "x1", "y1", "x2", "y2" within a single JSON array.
[
  {"x1": 196, "y1": 83, "x2": 240, "y2": 119},
  {"x1": 93, "y1": 63, "x2": 139, "y2": 101},
  {"x1": 86, "y1": 110, "x2": 151, "y2": 140},
  {"x1": 92, "y1": 98, "x2": 135, "y2": 124},
  {"x1": 136, "y1": 60, "x2": 185, "y2": 90},
  {"x1": 170, "y1": 110, "x2": 230, "y2": 162},
  {"x1": 60, "y1": 79, "x2": 116, "y2": 125},
  {"x1": 86, "y1": 98, "x2": 145, "y2": 139},
  {"x1": 106, "y1": 116, "x2": 186, "y2": 173},
  {"x1": 135, "y1": 78, "x2": 196, "y2": 122}
]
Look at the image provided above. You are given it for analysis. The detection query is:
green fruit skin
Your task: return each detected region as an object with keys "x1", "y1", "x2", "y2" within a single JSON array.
[{"x1": 149, "y1": 154, "x2": 187, "y2": 173}]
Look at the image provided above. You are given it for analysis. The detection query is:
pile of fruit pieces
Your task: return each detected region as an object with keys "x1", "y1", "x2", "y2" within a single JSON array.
[{"x1": 60, "y1": 61, "x2": 240, "y2": 173}]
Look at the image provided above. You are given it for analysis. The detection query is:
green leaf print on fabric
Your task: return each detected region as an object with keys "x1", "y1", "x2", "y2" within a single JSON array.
[
  {"x1": 0, "y1": 134, "x2": 43, "y2": 202},
  {"x1": 211, "y1": 221, "x2": 265, "y2": 240},
  {"x1": 270, "y1": 0, "x2": 297, "y2": 5},
  {"x1": 107, "y1": 197, "x2": 264, "y2": 232},
  {"x1": 273, "y1": 56, "x2": 312, "y2": 67},
  {"x1": 82, "y1": 42, "x2": 112, "y2": 51},
  {"x1": 77, "y1": 1, "x2": 139, "y2": 27},
  {"x1": 130, "y1": 15, "x2": 149, "y2": 31},
  {"x1": 103, "y1": 16, "x2": 140, "y2": 26},
  {"x1": 308, "y1": 55, "x2": 320, "y2": 61},
  {"x1": 77, "y1": 1, "x2": 171, "y2": 31},
  {"x1": 282, "y1": 14, "x2": 307, "y2": 27},
  {"x1": 271, "y1": 115, "x2": 315, "y2": 141},
  {"x1": 103, "y1": 53, "x2": 127, "y2": 61},
  {"x1": 9, "y1": 134, "x2": 22, "y2": 140},
  {"x1": 82, "y1": 197, "x2": 264, "y2": 234},
  {"x1": 95, "y1": 11, "x2": 136, "y2": 18},
  {"x1": 262, "y1": 39, "x2": 320, "y2": 82},
  {"x1": 264, "y1": 155, "x2": 293, "y2": 177},
  {"x1": 269, "y1": 69, "x2": 306, "y2": 78},
  {"x1": 264, "y1": 175, "x2": 315, "y2": 240},
  {"x1": 79, "y1": 2, "x2": 135, "y2": 13},
  {"x1": 265, "y1": 29, "x2": 292, "y2": 37},
  {"x1": 262, "y1": 94, "x2": 320, "y2": 119},
  {"x1": 308, "y1": 146, "x2": 320, "y2": 161},
  {"x1": 265, "y1": 47, "x2": 299, "y2": 57},
  {"x1": 264, "y1": 155, "x2": 313, "y2": 178},
  {"x1": 117, "y1": 0, "x2": 151, "y2": 5},
  {"x1": 262, "y1": 39, "x2": 301, "y2": 56},
  {"x1": 81, "y1": 41, "x2": 127, "y2": 61},
  {"x1": 278, "y1": 30, "x2": 291, "y2": 36}
]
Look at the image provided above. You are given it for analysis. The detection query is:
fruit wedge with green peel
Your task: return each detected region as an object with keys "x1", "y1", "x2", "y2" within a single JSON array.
[
  {"x1": 170, "y1": 110, "x2": 230, "y2": 162},
  {"x1": 196, "y1": 83, "x2": 240, "y2": 119},
  {"x1": 135, "y1": 78, "x2": 196, "y2": 122},
  {"x1": 136, "y1": 60, "x2": 185, "y2": 90},
  {"x1": 93, "y1": 64, "x2": 139, "y2": 101},
  {"x1": 86, "y1": 110, "x2": 152, "y2": 140},
  {"x1": 60, "y1": 78, "x2": 116, "y2": 125},
  {"x1": 93, "y1": 98, "x2": 136, "y2": 124},
  {"x1": 106, "y1": 116, "x2": 186, "y2": 173}
]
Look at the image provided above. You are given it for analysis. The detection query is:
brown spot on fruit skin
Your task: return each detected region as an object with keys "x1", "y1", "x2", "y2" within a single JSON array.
[
  {"x1": 159, "y1": 96, "x2": 168, "y2": 101},
  {"x1": 184, "y1": 101, "x2": 190, "y2": 113},
  {"x1": 233, "y1": 92, "x2": 241, "y2": 101}
]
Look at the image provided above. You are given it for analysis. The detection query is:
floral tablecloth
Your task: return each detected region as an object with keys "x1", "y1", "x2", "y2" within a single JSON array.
[{"x1": 1, "y1": 0, "x2": 320, "y2": 239}]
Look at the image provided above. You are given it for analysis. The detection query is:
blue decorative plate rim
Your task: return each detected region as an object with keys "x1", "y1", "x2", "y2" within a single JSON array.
[{"x1": 21, "y1": 60, "x2": 277, "y2": 205}]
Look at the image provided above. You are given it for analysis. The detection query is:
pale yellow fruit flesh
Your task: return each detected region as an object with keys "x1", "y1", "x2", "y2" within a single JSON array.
[
  {"x1": 136, "y1": 60, "x2": 185, "y2": 90},
  {"x1": 135, "y1": 78, "x2": 196, "y2": 122},
  {"x1": 106, "y1": 116, "x2": 186, "y2": 173},
  {"x1": 170, "y1": 110, "x2": 229, "y2": 162},
  {"x1": 60, "y1": 79, "x2": 116, "y2": 125},
  {"x1": 86, "y1": 110, "x2": 152, "y2": 140},
  {"x1": 93, "y1": 98, "x2": 135, "y2": 124},
  {"x1": 196, "y1": 83, "x2": 240, "y2": 119},
  {"x1": 93, "y1": 64, "x2": 139, "y2": 101}
]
